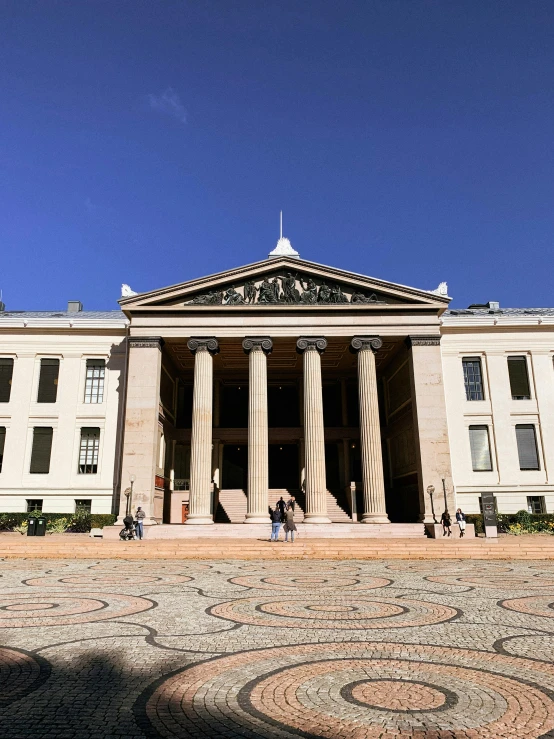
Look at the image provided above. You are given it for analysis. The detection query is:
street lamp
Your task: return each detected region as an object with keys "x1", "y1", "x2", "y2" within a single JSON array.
[
  {"x1": 441, "y1": 478, "x2": 448, "y2": 512},
  {"x1": 125, "y1": 474, "x2": 135, "y2": 517},
  {"x1": 427, "y1": 485, "x2": 437, "y2": 523}
]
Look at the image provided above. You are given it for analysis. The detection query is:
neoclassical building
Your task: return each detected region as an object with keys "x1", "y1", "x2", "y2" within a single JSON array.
[{"x1": 1, "y1": 239, "x2": 553, "y2": 525}]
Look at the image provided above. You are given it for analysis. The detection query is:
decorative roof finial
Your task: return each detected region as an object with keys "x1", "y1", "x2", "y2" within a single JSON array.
[{"x1": 268, "y1": 210, "x2": 300, "y2": 259}]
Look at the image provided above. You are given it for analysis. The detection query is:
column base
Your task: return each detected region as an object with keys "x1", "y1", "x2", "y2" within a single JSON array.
[
  {"x1": 361, "y1": 513, "x2": 391, "y2": 524},
  {"x1": 303, "y1": 514, "x2": 332, "y2": 524},
  {"x1": 184, "y1": 515, "x2": 214, "y2": 525},
  {"x1": 244, "y1": 514, "x2": 270, "y2": 524}
]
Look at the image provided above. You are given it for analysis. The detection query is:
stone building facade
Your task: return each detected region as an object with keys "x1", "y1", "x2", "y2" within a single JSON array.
[{"x1": 0, "y1": 252, "x2": 552, "y2": 524}]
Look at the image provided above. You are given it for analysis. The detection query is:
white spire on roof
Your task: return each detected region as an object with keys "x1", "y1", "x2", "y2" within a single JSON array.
[{"x1": 268, "y1": 211, "x2": 300, "y2": 259}]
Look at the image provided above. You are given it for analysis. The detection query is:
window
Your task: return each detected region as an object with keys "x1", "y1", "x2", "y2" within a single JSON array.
[
  {"x1": 75, "y1": 499, "x2": 92, "y2": 514},
  {"x1": 0, "y1": 427, "x2": 5, "y2": 472},
  {"x1": 84, "y1": 359, "x2": 105, "y2": 403},
  {"x1": 0, "y1": 359, "x2": 14, "y2": 403},
  {"x1": 515, "y1": 424, "x2": 540, "y2": 470},
  {"x1": 469, "y1": 425, "x2": 493, "y2": 471},
  {"x1": 462, "y1": 358, "x2": 484, "y2": 401},
  {"x1": 527, "y1": 496, "x2": 545, "y2": 514},
  {"x1": 508, "y1": 356, "x2": 531, "y2": 399},
  {"x1": 37, "y1": 359, "x2": 59, "y2": 403},
  {"x1": 26, "y1": 499, "x2": 43, "y2": 513},
  {"x1": 79, "y1": 428, "x2": 100, "y2": 474},
  {"x1": 29, "y1": 427, "x2": 53, "y2": 474}
]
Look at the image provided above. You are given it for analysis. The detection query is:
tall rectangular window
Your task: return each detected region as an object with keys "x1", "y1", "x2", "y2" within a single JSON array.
[
  {"x1": 515, "y1": 424, "x2": 540, "y2": 470},
  {"x1": 0, "y1": 427, "x2": 5, "y2": 473},
  {"x1": 29, "y1": 427, "x2": 53, "y2": 474},
  {"x1": 79, "y1": 428, "x2": 100, "y2": 474},
  {"x1": 469, "y1": 425, "x2": 493, "y2": 471},
  {"x1": 508, "y1": 356, "x2": 531, "y2": 399},
  {"x1": 0, "y1": 359, "x2": 14, "y2": 403},
  {"x1": 37, "y1": 359, "x2": 59, "y2": 403},
  {"x1": 84, "y1": 360, "x2": 105, "y2": 403},
  {"x1": 463, "y1": 358, "x2": 484, "y2": 400}
]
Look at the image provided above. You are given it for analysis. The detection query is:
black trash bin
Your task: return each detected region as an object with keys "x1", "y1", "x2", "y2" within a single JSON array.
[
  {"x1": 27, "y1": 516, "x2": 37, "y2": 536},
  {"x1": 35, "y1": 517, "x2": 47, "y2": 536}
]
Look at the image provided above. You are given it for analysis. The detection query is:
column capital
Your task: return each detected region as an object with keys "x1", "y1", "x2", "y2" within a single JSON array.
[
  {"x1": 242, "y1": 336, "x2": 273, "y2": 355},
  {"x1": 405, "y1": 335, "x2": 441, "y2": 349},
  {"x1": 187, "y1": 337, "x2": 219, "y2": 355},
  {"x1": 296, "y1": 336, "x2": 327, "y2": 354},
  {"x1": 350, "y1": 336, "x2": 382, "y2": 354},
  {"x1": 128, "y1": 336, "x2": 164, "y2": 350}
]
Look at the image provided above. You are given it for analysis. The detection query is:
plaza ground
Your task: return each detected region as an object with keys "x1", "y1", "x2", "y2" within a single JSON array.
[{"x1": 1, "y1": 555, "x2": 554, "y2": 737}]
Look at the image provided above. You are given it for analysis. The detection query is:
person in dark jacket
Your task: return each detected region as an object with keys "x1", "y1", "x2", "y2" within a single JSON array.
[
  {"x1": 276, "y1": 496, "x2": 287, "y2": 523},
  {"x1": 441, "y1": 510, "x2": 452, "y2": 537},
  {"x1": 456, "y1": 508, "x2": 466, "y2": 538},
  {"x1": 270, "y1": 507, "x2": 282, "y2": 542},
  {"x1": 286, "y1": 495, "x2": 296, "y2": 512}
]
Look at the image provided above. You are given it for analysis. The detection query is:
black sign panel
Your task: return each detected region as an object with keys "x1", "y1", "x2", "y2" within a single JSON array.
[{"x1": 481, "y1": 493, "x2": 497, "y2": 527}]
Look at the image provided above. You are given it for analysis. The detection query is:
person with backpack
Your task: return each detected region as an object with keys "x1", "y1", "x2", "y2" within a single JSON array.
[{"x1": 270, "y1": 507, "x2": 282, "y2": 542}]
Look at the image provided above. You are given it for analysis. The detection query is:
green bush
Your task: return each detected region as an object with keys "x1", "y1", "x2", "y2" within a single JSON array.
[
  {"x1": 0, "y1": 512, "x2": 116, "y2": 533},
  {"x1": 465, "y1": 511, "x2": 554, "y2": 536}
]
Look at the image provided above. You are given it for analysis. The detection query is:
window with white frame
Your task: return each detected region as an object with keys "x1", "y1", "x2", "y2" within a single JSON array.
[
  {"x1": 84, "y1": 360, "x2": 105, "y2": 404},
  {"x1": 508, "y1": 356, "x2": 531, "y2": 400},
  {"x1": 462, "y1": 358, "x2": 484, "y2": 400},
  {"x1": 515, "y1": 424, "x2": 540, "y2": 470},
  {"x1": 468, "y1": 425, "x2": 493, "y2": 471},
  {"x1": 79, "y1": 428, "x2": 100, "y2": 474}
]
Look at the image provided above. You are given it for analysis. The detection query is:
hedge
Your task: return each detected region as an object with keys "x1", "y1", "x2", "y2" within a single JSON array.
[
  {"x1": 466, "y1": 511, "x2": 554, "y2": 536},
  {"x1": 0, "y1": 512, "x2": 116, "y2": 533}
]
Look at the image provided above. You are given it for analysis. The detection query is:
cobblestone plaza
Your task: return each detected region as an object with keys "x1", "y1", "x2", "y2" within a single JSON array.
[{"x1": 1, "y1": 557, "x2": 554, "y2": 737}]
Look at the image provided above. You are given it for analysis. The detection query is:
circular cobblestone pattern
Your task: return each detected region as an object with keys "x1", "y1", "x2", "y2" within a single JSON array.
[
  {"x1": 386, "y1": 561, "x2": 513, "y2": 573},
  {"x1": 88, "y1": 562, "x2": 211, "y2": 573},
  {"x1": 24, "y1": 573, "x2": 192, "y2": 587},
  {"x1": 229, "y1": 574, "x2": 391, "y2": 591},
  {"x1": 427, "y1": 574, "x2": 554, "y2": 588},
  {"x1": 209, "y1": 595, "x2": 458, "y2": 629},
  {"x1": 501, "y1": 594, "x2": 554, "y2": 618},
  {"x1": 0, "y1": 647, "x2": 51, "y2": 707},
  {"x1": 0, "y1": 592, "x2": 153, "y2": 627},
  {"x1": 138, "y1": 641, "x2": 554, "y2": 738}
]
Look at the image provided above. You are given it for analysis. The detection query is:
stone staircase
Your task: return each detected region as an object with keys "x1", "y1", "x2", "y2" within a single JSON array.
[
  {"x1": 216, "y1": 488, "x2": 352, "y2": 523},
  {"x1": 326, "y1": 489, "x2": 353, "y2": 523}
]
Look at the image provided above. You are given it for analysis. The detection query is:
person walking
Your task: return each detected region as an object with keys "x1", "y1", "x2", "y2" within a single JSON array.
[
  {"x1": 135, "y1": 507, "x2": 146, "y2": 540},
  {"x1": 284, "y1": 505, "x2": 297, "y2": 543},
  {"x1": 456, "y1": 508, "x2": 466, "y2": 538},
  {"x1": 276, "y1": 496, "x2": 287, "y2": 523},
  {"x1": 441, "y1": 509, "x2": 452, "y2": 537},
  {"x1": 286, "y1": 495, "x2": 296, "y2": 512},
  {"x1": 270, "y1": 507, "x2": 282, "y2": 542}
]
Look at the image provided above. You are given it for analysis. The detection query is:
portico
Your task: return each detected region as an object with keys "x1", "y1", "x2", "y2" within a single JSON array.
[{"x1": 116, "y1": 253, "x2": 455, "y2": 532}]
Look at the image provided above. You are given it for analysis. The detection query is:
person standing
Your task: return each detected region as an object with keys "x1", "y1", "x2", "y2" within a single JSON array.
[
  {"x1": 270, "y1": 507, "x2": 282, "y2": 542},
  {"x1": 441, "y1": 510, "x2": 452, "y2": 537},
  {"x1": 456, "y1": 508, "x2": 466, "y2": 538},
  {"x1": 284, "y1": 505, "x2": 297, "y2": 543},
  {"x1": 276, "y1": 496, "x2": 287, "y2": 523},
  {"x1": 135, "y1": 507, "x2": 146, "y2": 540},
  {"x1": 286, "y1": 495, "x2": 296, "y2": 512}
]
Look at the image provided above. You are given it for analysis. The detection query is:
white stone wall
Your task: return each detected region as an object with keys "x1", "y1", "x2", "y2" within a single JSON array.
[
  {"x1": 441, "y1": 317, "x2": 554, "y2": 514},
  {"x1": 0, "y1": 320, "x2": 127, "y2": 514}
]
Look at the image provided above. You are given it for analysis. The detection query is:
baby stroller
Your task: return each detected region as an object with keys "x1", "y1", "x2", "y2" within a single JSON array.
[{"x1": 119, "y1": 514, "x2": 136, "y2": 541}]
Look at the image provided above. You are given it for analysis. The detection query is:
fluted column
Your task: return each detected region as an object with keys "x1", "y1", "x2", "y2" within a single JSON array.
[
  {"x1": 297, "y1": 337, "x2": 330, "y2": 523},
  {"x1": 186, "y1": 337, "x2": 219, "y2": 524},
  {"x1": 242, "y1": 337, "x2": 272, "y2": 523},
  {"x1": 351, "y1": 336, "x2": 390, "y2": 524}
]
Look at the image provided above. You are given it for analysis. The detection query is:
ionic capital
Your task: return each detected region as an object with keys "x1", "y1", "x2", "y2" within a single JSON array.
[
  {"x1": 405, "y1": 335, "x2": 441, "y2": 349},
  {"x1": 128, "y1": 336, "x2": 164, "y2": 350},
  {"x1": 296, "y1": 336, "x2": 327, "y2": 354},
  {"x1": 350, "y1": 336, "x2": 382, "y2": 354},
  {"x1": 187, "y1": 337, "x2": 220, "y2": 355},
  {"x1": 242, "y1": 337, "x2": 273, "y2": 355}
]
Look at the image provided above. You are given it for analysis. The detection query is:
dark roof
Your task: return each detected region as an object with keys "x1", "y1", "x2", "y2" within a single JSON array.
[{"x1": 445, "y1": 308, "x2": 554, "y2": 317}]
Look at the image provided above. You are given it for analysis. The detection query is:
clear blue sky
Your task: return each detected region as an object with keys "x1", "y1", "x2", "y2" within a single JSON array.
[{"x1": 2, "y1": 1, "x2": 553, "y2": 310}]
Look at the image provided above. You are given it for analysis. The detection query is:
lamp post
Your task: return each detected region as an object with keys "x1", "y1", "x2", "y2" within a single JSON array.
[
  {"x1": 427, "y1": 484, "x2": 437, "y2": 523},
  {"x1": 441, "y1": 478, "x2": 448, "y2": 512},
  {"x1": 125, "y1": 475, "x2": 135, "y2": 517}
]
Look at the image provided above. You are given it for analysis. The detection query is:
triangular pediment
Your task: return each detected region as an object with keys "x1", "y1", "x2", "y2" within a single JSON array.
[{"x1": 119, "y1": 257, "x2": 449, "y2": 312}]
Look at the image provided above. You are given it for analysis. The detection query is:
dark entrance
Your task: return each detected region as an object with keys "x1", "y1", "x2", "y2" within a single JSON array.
[
  {"x1": 268, "y1": 444, "x2": 299, "y2": 489},
  {"x1": 222, "y1": 445, "x2": 248, "y2": 489},
  {"x1": 325, "y1": 443, "x2": 341, "y2": 489}
]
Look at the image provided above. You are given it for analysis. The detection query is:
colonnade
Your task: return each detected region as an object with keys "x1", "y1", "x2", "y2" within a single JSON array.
[{"x1": 185, "y1": 335, "x2": 390, "y2": 525}]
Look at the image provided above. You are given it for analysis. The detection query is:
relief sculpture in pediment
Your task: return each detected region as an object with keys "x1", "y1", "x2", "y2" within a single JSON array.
[{"x1": 185, "y1": 272, "x2": 388, "y2": 306}]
